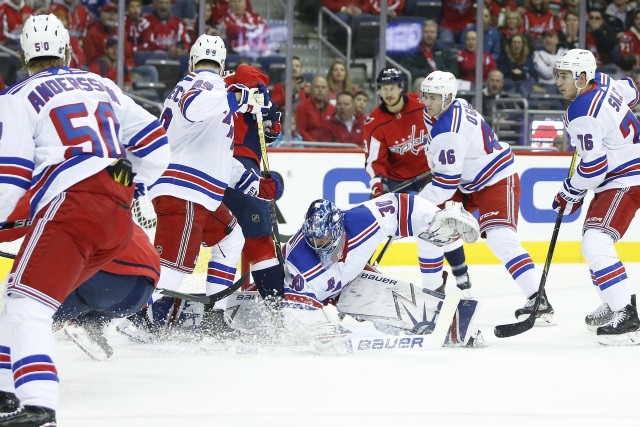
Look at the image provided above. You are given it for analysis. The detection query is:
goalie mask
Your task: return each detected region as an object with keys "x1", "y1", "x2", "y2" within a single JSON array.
[{"x1": 303, "y1": 200, "x2": 346, "y2": 265}]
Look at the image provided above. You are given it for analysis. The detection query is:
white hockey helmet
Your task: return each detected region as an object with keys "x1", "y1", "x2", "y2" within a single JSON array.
[
  {"x1": 554, "y1": 49, "x2": 597, "y2": 87},
  {"x1": 189, "y1": 34, "x2": 226, "y2": 71},
  {"x1": 20, "y1": 14, "x2": 70, "y2": 64},
  {"x1": 421, "y1": 70, "x2": 457, "y2": 109}
]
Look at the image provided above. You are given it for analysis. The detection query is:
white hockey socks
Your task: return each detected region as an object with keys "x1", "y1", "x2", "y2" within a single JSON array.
[{"x1": 486, "y1": 227, "x2": 538, "y2": 297}]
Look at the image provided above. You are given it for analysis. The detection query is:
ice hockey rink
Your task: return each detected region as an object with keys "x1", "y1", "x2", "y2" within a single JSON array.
[{"x1": 40, "y1": 263, "x2": 640, "y2": 427}]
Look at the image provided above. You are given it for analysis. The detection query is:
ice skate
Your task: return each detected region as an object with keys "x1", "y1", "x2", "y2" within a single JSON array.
[
  {"x1": 0, "y1": 405, "x2": 56, "y2": 427},
  {"x1": 0, "y1": 391, "x2": 19, "y2": 414},
  {"x1": 597, "y1": 295, "x2": 640, "y2": 346},
  {"x1": 515, "y1": 291, "x2": 556, "y2": 326},
  {"x1": 199, "y1": 306, "x2": 239, "y2": 339},
  {"x1": 116, "y1": 308, "x2": 160, "y2": 344},
  {"x1": 585, "y1": 302, "x2": 613, "y2": 332},
  {"x1": 64, "y1": 320, "x2": 113, "y2": 361}
]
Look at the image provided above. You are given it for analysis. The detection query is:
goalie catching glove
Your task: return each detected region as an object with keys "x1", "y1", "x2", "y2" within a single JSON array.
[{"x1": 419, "y1": 201, "x2": 480, "y2": 246}]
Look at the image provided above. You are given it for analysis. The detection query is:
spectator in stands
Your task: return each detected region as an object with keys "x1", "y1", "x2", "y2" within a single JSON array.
[
  {"x1": 605, "y1": 0, "x2": 633, "y2": 34},
  {"x1": 361, "y1": 0, "x2": 403, "y2": 17},
  {"x1": 326, "y1": 60, "x2": 357, "y2": 104},
  {"x1": 50, "y1": 0, "x2": 93, "y2": 43},
  {"x1": 487, "y1": 0, "x2": 517, "y2": 28},
  {"x1": 390, "y1": 20, "x2": 459, "y2": 83},
  {"x1": 557, "y1": 0, "x2": 579, "y2": 29},
  {"x1": 498, "y1": 33, "x2": 536, "y2": 91},
  {"x1": 559, "y1": 10, "x2": 580, "y2": 49},
  {"x1": 89, "y1": 36, "x2": 132, "y2": 90},
  {"x1": 322, "y1": 0, "x2": 365, "y2": 25},
  {"x1": 271, "y1": 55, "x2": 310, "y2": 111},
  {"x1": 620, "y1": 10, "x2": 640, "y2": 71},
  {"x1": 461, "y1": 7, "x2": 501, "y2": 60},
  {"x1": 51, "y1": 7, "x2": 86, "y2": 67},
  {"x1": 587, "y1": 8, "x2": 618, "y2": 65},
  {"x1": 532, "y1": 29, "x2": 566, "y2": 86},
  {"x1": 211, "y1": 0, "x2": 253, "y2": 23},
  {"x1": 126, "y1": 0, "x2": 150, "y2": 51},
  {"x1": 0, "y1": 0, "x2": 33, "y2": 47},
  {"x1": 317, "y1": 92, "x2": 365, "y2": 146},
  {"x1": 457, "y1": 30, "x2": 497, "y2": 85},
  {"x1": 85, "y1": 3, "x2": 135, "y2": 67},
  {"x1": 523, "y1": 0, "x2": 557, "y2": 40},
  {"x1": 353, "y1": 90, "x2": 369, "y2": 118},
  {"x1": 142, "y1": 0, "x2": 191, "y2": 56},
  {"x1": 222, "y1": 0, "x2": 270, "y2": 56},
  {"x1": 500, "y1": 10, "x2": 535, "y2": 52},
  {"x1": 171, "y1": 0, "x2": 198, "y2": 20},
  {"x1": 80, "y1": 0, "x2": 110, "y2": 19},
  {"x1": 295, "y1": 76, "x2": 337, "y2": 142},
  {"x1": 473, "y1": 69, "x2": 514, "y2": 125},
  {"x1": 439, "y1": 0, "x2": 474, "y2": 46}
]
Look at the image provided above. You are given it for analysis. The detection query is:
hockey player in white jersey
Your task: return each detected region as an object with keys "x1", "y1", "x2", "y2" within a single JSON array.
[
  {"x1": 418, "y1": 71, "x2": 551, "y2": 325},
  {"x1": 553, "y1": 49, "x2": 640, "y2": 345},
  {"x1": 0, "y1": 14, "x2": 170, "y2": 426},
  {"x1": 278, "y1": 194, "x2": 480, "y2": 352},
  {"x1": 134, "y1": 34, "x2": 281, "y2": 339}
]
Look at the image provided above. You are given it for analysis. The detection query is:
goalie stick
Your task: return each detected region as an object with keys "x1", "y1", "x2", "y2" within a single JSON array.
[
  {"x1": 369, "y1": 171, "x2": 433, "y2": 267},
  {"x1": 0, "y1": 250, "x2": 16, "y2": 260},
  {"x1": 159, "y1": 272, "x2": 249, "y2": 305},
  {"x1": 494, "y1": 149, "x2": 580, "y2": 338}
]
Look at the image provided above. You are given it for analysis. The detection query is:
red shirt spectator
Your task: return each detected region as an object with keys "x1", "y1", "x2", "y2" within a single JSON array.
[
  {"x1": 322, "y1": 0, "x2": 365, "y2": 14},
  {"x1": 0, "y1": 0, "x2": 33, "y2": 44},
  {"x1": 222, "y1": 0, "x2": 269, "y2": 55},
  {"x1": 317, "y1": 93, "x2": 365, "y2": 146},
  {"x1": 361, "y1": 0, "x2": 404, "y2": 16},
  {"x1": 84, "y1": 4, "x2": 135, "y2": 68},
  {"x1": 88, "y1": 37, "x2": 132, "y2": 87},
  {"x1": 211, "y1": 0, "x2": 253, "y2": 24},
  {"x1": 295, "y1": 77, "x2": 337, "y2": 142},
  {"x1": 523, "y1": 0, "x2": 557, "y2": 39},
  {"x1": 49, "y1": 0, "x2": 93, "y2": 40},
  {"x1": 441, "y1": 0, "x2": 475, "y2": 34},
  {"x1": 125, "y1": 0, "x2": 151, "y2": 51},
  {"x1": 486, "y1": 0, "x2": 517, "y2": 27},
  {"x1": 620, "y1": 21, "x2": 640, "y2": 68},
  {"x1": 457, "y1": 30, "x2": 497, "y2": 84},
  {"x1": 142, "y1": 0, "x2": 191, "y2": 52}
]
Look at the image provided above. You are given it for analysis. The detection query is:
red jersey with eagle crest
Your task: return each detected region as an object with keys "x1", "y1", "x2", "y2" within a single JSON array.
[{"x1": 364, "y1": 93, "x2": 429, "y2": 183}]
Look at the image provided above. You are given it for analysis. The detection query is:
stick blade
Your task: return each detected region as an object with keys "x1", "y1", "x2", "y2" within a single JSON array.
[{"x1": 493, "y1": 315, "x2": 535, "y2": 338}]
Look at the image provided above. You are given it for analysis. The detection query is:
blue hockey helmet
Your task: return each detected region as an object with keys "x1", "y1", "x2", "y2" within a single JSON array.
[
  {"x1": 376, "y1": 67, "x2": 405, "y2": 88},
  {"x1": 302, "y1": 199, "x2": 345, "y2": 264}
]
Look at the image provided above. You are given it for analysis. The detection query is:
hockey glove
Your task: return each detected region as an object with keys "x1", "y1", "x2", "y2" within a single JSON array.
[
  {"x1": 258, "y1": 173, "x2": 283, "y2": 201},
  {"x1": 263, "y1": 110, "x2": 282, "y2": 145},
  {"x1": 369, "y1": 177, "x2": 388, "y2": 200},
  {"x1": 552, "y1": 178, "x2": 586, "y2": 215},
  {"x1": 419, "y1": 201, "x2": 480, "y2": 246},
  {"x1": 247, "y1": 82, "x2": 272, "y2": 115}
]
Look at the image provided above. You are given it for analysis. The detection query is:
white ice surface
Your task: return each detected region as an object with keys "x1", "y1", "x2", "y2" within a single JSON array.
[{"x1": 47, "y1": 264, "x2": 640, "y2": 426}]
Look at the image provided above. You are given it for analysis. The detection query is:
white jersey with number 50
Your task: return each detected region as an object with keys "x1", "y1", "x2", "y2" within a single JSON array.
[
  {"x1": 419, "y1": 98, "x2": 517, "y2": 206},
  {"x1": 0, "y1": 67, "x2": 169, "y2": 223},
  {"x1": 563, "y1": 72, "x2": 640, "y2": 193}
]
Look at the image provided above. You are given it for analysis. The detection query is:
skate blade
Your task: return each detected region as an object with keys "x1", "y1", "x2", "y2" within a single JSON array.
[
  {"x1": 587, "y1": 324, "x2": 603, "y2": 332},
  {"x1": 598, "y1": 331, "x2": 640, "y2": 346},
  {"x1": 64, "y1": 326, "x2": 110, "y2": 361}
]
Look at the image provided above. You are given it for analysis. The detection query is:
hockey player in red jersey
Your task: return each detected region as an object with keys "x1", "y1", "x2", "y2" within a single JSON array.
[
  {"x1": 0, "y1": 14, "x2": 170, "y2": 425},
  {"x1": 364, "y1": 67, "x2": 473, "y2": 292},
  {"x1": 223, "y1": 64, "x2": 285, "y2": 304}
]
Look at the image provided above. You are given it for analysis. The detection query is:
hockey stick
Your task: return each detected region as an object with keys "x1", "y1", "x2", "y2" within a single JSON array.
[
  {"x1": 159, "y1": 272, "x2": 249, "y2": 305},
  {"x1": 255, "y1": 108, "x2": 286, "y2": 270},
  {"x1": 369, "y1": 171, "x2": 434, "y2": 267},
  {"x1": 0, "y1": 250, "x2": 16, "y2": 259},
  {"x1": 494, "y1": 149, "x2": 580, "y2": 338},
  {"x1": 0, "y1": 219, "x2": 31, "y2": 231}
]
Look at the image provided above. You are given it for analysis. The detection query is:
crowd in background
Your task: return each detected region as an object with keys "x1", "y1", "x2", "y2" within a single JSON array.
[{"x1": 2, "y1": 0, "x2": 640, "y2": 146}]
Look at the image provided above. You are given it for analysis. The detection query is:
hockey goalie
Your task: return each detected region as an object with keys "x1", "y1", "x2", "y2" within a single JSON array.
[{"x1": 224, "y1": 194, "x2": 485, "y2": 355}]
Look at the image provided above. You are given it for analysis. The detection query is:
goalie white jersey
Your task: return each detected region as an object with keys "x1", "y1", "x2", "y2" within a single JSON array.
[
  {"x1": 563, "y1": 72, "x2": 640, "y2": 193},
  {"x1": 0, "y1": 67, "x2": 169, "y2": 222},
  {"x1": 148, "y1": 69, "x2": 239, "y2": 212},
  {"x1": 419, "y1": 98, "x2": 517, "y2": 205},
  {"x1": 282, "y1": 193, "x2": 439, "y2": 309}
]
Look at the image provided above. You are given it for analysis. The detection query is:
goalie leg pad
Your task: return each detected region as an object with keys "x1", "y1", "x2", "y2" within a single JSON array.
[{"x1": 445, "y1": 299, "x2": 482, "y2": 347}]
